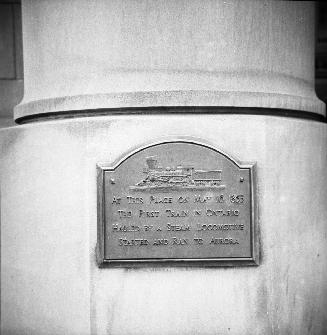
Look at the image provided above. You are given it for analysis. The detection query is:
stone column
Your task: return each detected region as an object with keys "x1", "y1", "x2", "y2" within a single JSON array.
[{"x1": 1, "y1": 1, "x2": 326, "y2": 334}]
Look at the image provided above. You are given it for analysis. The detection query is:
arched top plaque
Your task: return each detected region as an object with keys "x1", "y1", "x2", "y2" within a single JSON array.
[{"x1": 97, "y1": 140, "x2": 258, "y2": 267}]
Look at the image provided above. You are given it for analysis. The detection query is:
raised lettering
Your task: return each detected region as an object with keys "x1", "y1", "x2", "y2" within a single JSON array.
[
  {"x1": 167, "y1": 223, "x2": 190, "y2": 231},
  {"x1": 166, "y1": 209, "x2": 188, "y2": 218},
  {"x1": 172, "y1": 237, "x2": 189, "y2": 245},
  {"x1": 139, "y1": 209, "x2": 160, "y2": 218}
]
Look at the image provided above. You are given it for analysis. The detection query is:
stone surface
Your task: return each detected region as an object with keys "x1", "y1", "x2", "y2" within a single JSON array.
[
  {"x1": 1, "y1": 114, "x2": 326, "y2": 334},
  {"x1": 15, "y1": 0, "x2": 324, "y2": 120}
]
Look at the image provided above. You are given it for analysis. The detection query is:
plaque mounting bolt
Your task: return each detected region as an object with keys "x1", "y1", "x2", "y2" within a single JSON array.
[
  {"x1": 110, "y1": 178, "x2": 115, "y2": 184},
  {"x1": 240, "y1": 177, "x2": 244, "y2": 182}
]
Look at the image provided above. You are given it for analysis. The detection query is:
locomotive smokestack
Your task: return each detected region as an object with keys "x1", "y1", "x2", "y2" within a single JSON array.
[{"x1": 146, "y1": 156, "x2": 158, "y2": 170}]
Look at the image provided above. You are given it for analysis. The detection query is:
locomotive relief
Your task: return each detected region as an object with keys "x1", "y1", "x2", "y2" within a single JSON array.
[{"x1": 130, "y1": 156, "x2": 226, "y2": 191}]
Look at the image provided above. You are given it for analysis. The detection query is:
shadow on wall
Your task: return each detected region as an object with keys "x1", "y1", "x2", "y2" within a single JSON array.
[
  {"x1": 0, "y1": 0, "x2": 23, "y2": 127},
  {"x1": 316, "y1": 1, "x2": 327, "y2": 109}
]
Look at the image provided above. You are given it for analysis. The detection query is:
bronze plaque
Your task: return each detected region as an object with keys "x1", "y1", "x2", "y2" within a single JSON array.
[{"x1": 97, "y1": 140, "x2": 258, "y2": 266}]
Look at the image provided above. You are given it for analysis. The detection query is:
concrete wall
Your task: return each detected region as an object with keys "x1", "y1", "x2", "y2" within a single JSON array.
[
  {"x1": 15, "y1": 0, "x2": 323, "y2": 120},
  {"x1": 1, "y1": 114, "x2": 327, "y2": 334}
]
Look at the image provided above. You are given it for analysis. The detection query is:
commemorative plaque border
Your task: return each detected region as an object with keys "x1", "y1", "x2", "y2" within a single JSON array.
[{"x1": 96, "y1": 139, "x2": 259, "y2": 267}]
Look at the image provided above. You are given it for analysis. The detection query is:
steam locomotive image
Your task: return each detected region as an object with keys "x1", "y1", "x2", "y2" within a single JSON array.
[{"x1": 130, "y1": 156, "x2": 225, "y2": 191}]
